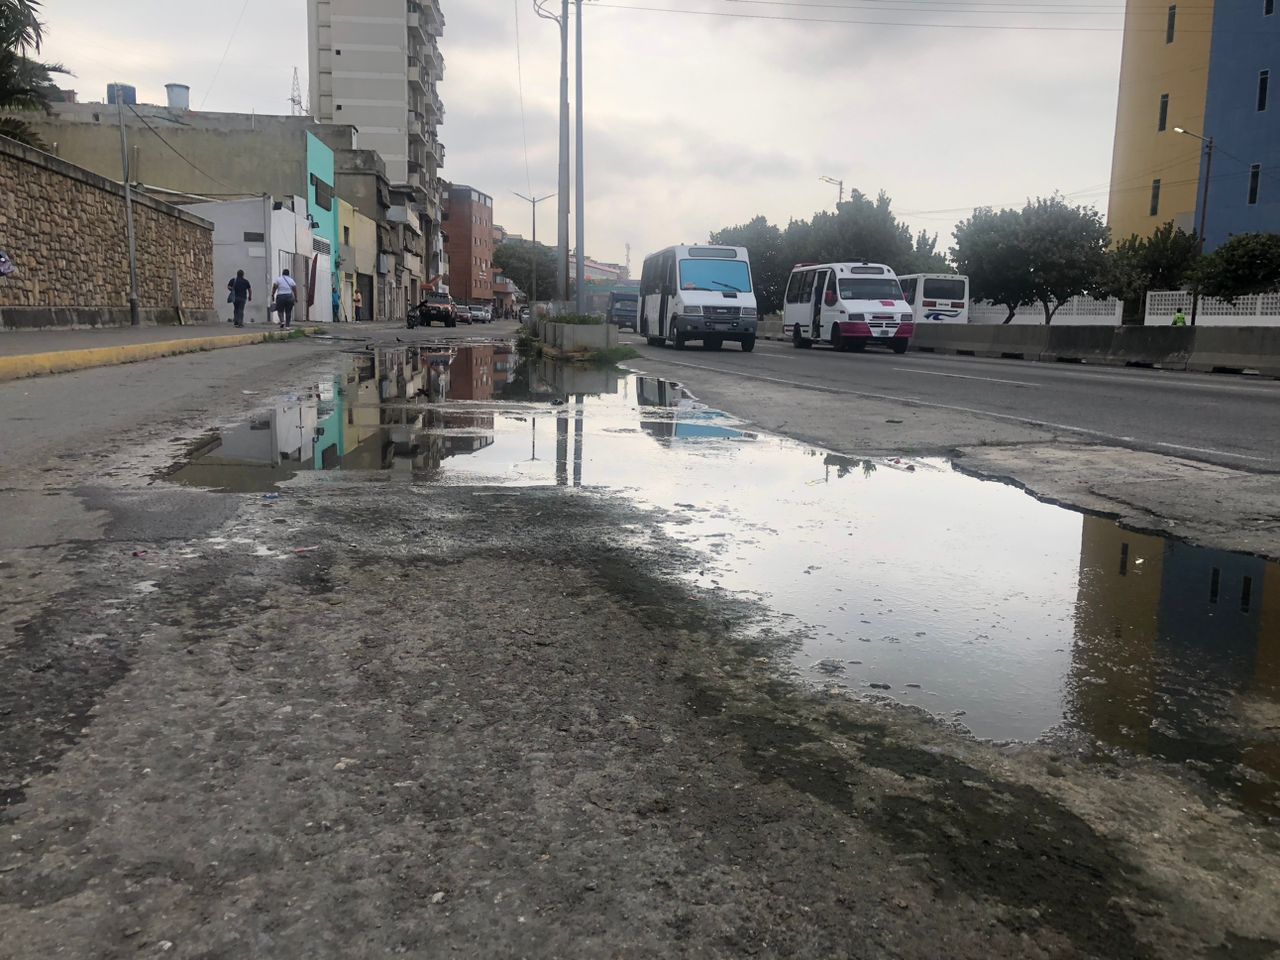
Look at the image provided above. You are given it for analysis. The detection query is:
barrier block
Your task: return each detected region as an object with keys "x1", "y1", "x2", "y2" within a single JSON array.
[
  {"x1": 1039, "y1": 326, "x2": 1117, "y2": 363},
  {"x1": 1108, "y1": 327, "x2": 1193, "y2": 369},
  {"x1": 911, "y1": 324, "x2": 1047, "y2": 358},
  {"x1": 1188, "y1": 326, "x2": 1280, "y2": 377}
]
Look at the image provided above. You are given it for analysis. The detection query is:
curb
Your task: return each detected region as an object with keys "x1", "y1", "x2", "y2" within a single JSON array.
[{"x1": 0, "y1": 329, "x2": 315, "y2": 383}]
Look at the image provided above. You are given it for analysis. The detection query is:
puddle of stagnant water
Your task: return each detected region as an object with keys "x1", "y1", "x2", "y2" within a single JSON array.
[{"x1": 166, "y1": 343, "x2": 1280, "y2": 812}]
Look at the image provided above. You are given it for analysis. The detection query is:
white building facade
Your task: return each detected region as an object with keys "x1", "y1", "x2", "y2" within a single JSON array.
[{"x1": 308, "y1": 0, "x2": 447, "y2": 291}]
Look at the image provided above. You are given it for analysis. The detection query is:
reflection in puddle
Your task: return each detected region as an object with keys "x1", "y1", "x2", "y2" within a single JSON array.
[{"x1": 169, "y1": 341, "x2": 1280, "y2": 810}]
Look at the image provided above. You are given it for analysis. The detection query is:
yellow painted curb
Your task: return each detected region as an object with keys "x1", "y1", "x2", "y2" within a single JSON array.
[{"x1": 0, "y1": 329, "x2": 310, "y2": 383}]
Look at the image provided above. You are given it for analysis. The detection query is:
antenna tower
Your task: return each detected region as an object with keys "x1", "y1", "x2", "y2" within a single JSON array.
[{"x1": 289, "y1": 68, "x2": 304, "y2": 116}]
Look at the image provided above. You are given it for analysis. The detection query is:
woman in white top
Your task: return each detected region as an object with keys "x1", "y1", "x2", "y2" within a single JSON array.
[{"x1": 271, "y1": 269, "x2": 299, "y2": 328}]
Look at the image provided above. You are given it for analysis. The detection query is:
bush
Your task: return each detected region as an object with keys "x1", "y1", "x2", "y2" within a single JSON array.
[{"x1": 549, "y1": 314, "x2": 604, "y2": 326}]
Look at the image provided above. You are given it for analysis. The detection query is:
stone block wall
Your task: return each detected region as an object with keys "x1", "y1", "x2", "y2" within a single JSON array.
[{"x1": 0, "y1": 136, "x2": 215, "y2": 327}]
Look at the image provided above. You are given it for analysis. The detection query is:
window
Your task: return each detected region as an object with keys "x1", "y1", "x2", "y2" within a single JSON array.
[
  {"x1": 678, "y1": 259, "x2": 752, "y2": 292},
  {"x1": 343, "y1": 226, "x2": 350, "y2": 245},
  {"x1": 838, "y1": 278, "x2": 905, "y2": 300},
  {"x1": 1158, "y1": 93, "x2": 1169, "y2": 131},
  {"x1": 243, "y1": 231, "x2": 264, "y2": 243},
  {"x1": 923, "y1": 277, "x2": 968, "y2": 300},
  {"x1": 1249, "y1": 164, "x2": 1261, "y2": 204},
  {"x1": 1259, "y1": 70, "x2": 1270, "y2": 111},
  {"x1": 1150, "y1": 178, "x2": 1162, "y2": 216},
  {"x1": 797, "y1": 270, "x2": 817, "y2": 304},
  {"x1": 1166, "y1": 4, "x2": 1176, "y2": 42},
  {"x1": 1267, "y1": 0, "x2": 1275, "y2": 15},
  {"x1": 900, "y1": 277, "x2": 918, "y2": 304},
  {"x1": 311, "y1": 174, "x2": 333, "y2": 211}
]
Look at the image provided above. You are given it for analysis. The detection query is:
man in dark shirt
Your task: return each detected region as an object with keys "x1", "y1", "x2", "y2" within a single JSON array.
[{"x1": 227, "y1": 270, "x2": 252, "y2": 327}]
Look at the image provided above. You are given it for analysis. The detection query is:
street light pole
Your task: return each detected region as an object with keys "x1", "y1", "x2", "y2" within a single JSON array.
[
  {"x1": 514, "y1": 190, "x2": 555, "y2": 314},
  {"x1": 574, "y1": 0, "x2": 586, "y2": 315},
  {"x1": 557, "y1": 0, "x2": 570, "y2": 305},
  {"x1": 819, "y1": 175, "x2": 845, "y2": 206},
  {"x1": 115, "y1": 91, "x2": 141, "y2": 326},
  {"x1": 1174, "y1": 126, "x2": 1214, "y2": 326}
]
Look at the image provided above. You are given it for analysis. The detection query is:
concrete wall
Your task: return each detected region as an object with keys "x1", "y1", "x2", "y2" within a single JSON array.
[{"x1": 0, "y1": 135, "x2": 214, "y2": 329}]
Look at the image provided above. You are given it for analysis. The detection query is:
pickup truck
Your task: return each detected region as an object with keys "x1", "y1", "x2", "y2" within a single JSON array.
[{"x1": 408, "y1": 293, "x2": 458, "y2": 328}]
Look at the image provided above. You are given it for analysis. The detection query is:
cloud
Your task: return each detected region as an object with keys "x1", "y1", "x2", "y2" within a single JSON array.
[{"x1": 41, "y1": 0, "x2": 1125, "y2": 265}]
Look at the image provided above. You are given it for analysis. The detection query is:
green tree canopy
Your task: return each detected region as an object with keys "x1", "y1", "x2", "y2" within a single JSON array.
[
  {"x1": 493, "y1": 239, "x2": 558, "y2": 303},
  {"x1": 0, "y1": 0, "x2": 63, "y2": 148},
  {"x1": 1190, "y1": 233, "x2": 1280, "y2": 304},
  {"x1": 709, "y1": 190, "x2": 954, "y2": 316},
  {"x1": 1100, "y1": 222, "x2": 1200, "y2": 318},
  {"x1": 953, "y1": 196, "x2": 1109, "y2": 324}
]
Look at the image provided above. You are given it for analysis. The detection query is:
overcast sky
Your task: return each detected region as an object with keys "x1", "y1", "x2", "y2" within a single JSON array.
[{"x1": 44, "y1": 0, "x2": 1124, "y2": 268}]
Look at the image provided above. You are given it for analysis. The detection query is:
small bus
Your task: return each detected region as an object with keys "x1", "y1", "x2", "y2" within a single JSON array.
[
  {"x1": 898, "y1": 274, "x2": 970, "y2": 324},
  {"x1": 608, "y1": 290, "x2": 639, "y2": 330},
  {"x1": 783, "y1": 262, "x2": 913, "y2": 353},
  {"x1": 638, "y1": 245, "x2": 758, "y2": 352}
]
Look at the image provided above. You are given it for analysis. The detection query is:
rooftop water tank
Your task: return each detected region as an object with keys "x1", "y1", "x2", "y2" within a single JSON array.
[
  {"x1": 106, "y1": 83, "x2": 137, "y2": 106},
  {"x1": 165, "y1": 83, "x2": 190, "y2": 111}
]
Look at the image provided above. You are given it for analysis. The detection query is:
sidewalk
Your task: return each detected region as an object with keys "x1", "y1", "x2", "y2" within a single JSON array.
[{"x1": 0, "y1": 322, "x2": 318, "y2": 382}]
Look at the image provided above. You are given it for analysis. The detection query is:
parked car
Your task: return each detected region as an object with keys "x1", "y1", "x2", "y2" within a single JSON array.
[
  {"x1": 468, "y1": 304, "x2": 492, "y2": 324},
  {"x1": 407, "y1": 292, "x2": 458, "y2": 329}
]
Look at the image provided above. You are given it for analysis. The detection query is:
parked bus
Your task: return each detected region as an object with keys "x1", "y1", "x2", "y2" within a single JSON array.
[
  {"x1": 898, "y1": 274, "x2": 970, "y2": 324},
  {"x1": 783, "y1": 262, "x2": 913, "y2": 353},
  {"x1": 638, "y1": 245, "x2": 758, "y2": 352}
]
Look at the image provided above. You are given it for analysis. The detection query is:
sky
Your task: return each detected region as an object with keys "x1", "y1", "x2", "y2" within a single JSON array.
[{"x1": 42, "y1": 0, "x2": 1126, "y2": 269}]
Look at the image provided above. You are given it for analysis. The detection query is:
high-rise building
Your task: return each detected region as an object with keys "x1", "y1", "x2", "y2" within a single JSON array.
[
  {"x1": 1107, "y1": 1, "x2": 1279, "y2": 248},
  {"x1": 443, "y1": 184, "x2": 495, "y2": 306},
  {"x1": 308, "y1": 0, "x2": 448, "y2": 292}
]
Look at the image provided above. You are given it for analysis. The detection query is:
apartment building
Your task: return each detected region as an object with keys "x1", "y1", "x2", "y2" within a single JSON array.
[
  {"x1": 1108, "y1": 0, "x2": 1278, "y2": 247},
  {"x1": 443, "y1": 184, "x2": 495, "y2": 306},
  {"x1": 308, "y1": 0, "x2": 448, "y2": 295}
]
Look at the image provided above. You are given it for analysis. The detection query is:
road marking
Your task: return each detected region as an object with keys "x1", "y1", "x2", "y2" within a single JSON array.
[
  {"x1": 891, "y1": 367, "x2": 1037, "y2": 387},
  {"x1": 630, "y1": 356, "x2": 1275, "y2": 466}
]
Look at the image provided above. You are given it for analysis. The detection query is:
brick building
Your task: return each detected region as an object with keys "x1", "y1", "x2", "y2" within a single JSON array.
[{"x1": 443, "y1": 184, "x2": 494, "y2": 305}]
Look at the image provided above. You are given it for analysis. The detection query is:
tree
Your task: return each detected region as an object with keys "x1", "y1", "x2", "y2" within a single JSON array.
[
  {"x1": 710, "y1": 215, "x2": 785, "y2": 315},
  {"x1": 952, "y1": 207, "x2": 1034, "y2": 323},
  {"x1": 1189, "y1": 233, "x2": 1280, "y2": 304},
  {"x1": 493, "y1": 239, "x2": 558, "y2": 303},
  {"x1": 709, "y1": 189, "x2": 953, "y2": 317},
  {"x1": 953, "y1": 196, "x2": 1109, "y2": 324},
  {"x1": 1100, "y1": 221, "x2": 1200, "y2": 319},
  {"x1": 0, "y1": 0, "x2": 63, "y2": 149}
]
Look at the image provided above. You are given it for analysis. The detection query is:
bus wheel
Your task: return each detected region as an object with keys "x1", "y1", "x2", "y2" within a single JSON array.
[
  {"x1": 792, "y1": 325, "x2": 810, "y2": 349},
  {"x1": 741, "y1": 335, "x2": 756, "y2": 353},
  {"x1": 831, "y1": 326, "x2": 846, "y2": 352},
  {"x1": 672, "y1": 331, "x2": 686, "y2": 350},
  {"x1": 892, "y1": 341, "x2": 909, "y2": 355}
]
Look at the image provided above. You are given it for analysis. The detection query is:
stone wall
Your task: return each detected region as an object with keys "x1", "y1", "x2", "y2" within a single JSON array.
[{"x1": 0, "y1": 136, "x2": 216, "y2": 328}]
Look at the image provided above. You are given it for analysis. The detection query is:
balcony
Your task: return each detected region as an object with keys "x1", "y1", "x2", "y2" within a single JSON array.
[
  {"x1": 407, "y1": 56, "x2": 426, "y2": 94},
  {"x1": 407, "y1": 2, "x2": 428, "y2": 45},
  {"x1": 408, "y1": 111, "x2": 427, "y2": 142}
]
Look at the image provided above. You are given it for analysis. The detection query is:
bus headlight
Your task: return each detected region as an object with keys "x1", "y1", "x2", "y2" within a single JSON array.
[
  {"x1": 741, "y1": 307, "x2": 757, "y2": 318},
  {"x1": 848, "y1": 313, "x2": 866, "y2": 323},
  {"x1": 681, "y1": 306, "x2": 703, "y2": 316}
]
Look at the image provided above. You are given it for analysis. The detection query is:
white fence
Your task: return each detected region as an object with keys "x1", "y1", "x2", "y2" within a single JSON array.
[
  {"x1": 969, "y1": 296, "x2": 1124, "y2": 326},
  {"x1": 1145, "y1": 291, "x2": 1280, "y2": 326}
]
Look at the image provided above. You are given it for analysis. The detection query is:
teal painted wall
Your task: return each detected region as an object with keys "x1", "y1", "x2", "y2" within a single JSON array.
[{"x1": 306, "y1": 132, "x2": 340, "y2": 299}]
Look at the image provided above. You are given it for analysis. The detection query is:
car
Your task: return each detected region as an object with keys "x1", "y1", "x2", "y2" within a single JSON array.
[
  {"x1": 468, "y1": 304, "x2": 492, "y2": 324},
  {"x1": 519, "y1": 306, "x2": 531, "y2": 322},
  {"x1": 407, "y1": 292, "x2": 457, "y2": 329}
]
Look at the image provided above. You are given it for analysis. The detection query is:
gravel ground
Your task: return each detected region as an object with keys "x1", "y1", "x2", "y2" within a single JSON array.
[{"x1": 2, "y1": 461, "x2": 1279, "y2": 959}]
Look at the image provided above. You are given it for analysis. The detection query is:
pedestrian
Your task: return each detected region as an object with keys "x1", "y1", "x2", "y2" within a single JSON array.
[
  {"x1": 1172, "y1": 308, "x2": 1188, "y2": 327},
  {"x1": 227, "y1": 269, "x2": 252, "y2": 327},
  {"x1": 332, "y1": 286, "x2": 342, "y2": 323},
  {"x1": 272, "y1": 269, "x2": 298, "y2": 328},
  {"x1": 353, "y1": 289, "x2": 363, "y2": 321}
]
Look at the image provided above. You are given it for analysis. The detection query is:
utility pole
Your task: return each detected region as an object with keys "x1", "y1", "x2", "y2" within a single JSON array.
[
  {"x1": 574, "y1": 0, "x2": 586, "y2": 314},
  {"x1": 115, "y1": 92, "x2": 141, "y2": 326},
  {"x1": 514, "y1": 190, "x2": 555, "y2": 315}
]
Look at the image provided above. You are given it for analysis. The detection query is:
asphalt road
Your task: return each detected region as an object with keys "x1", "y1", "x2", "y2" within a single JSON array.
[{"x1": 620, "y1": 332, "x2": 1280, "y2": 471}]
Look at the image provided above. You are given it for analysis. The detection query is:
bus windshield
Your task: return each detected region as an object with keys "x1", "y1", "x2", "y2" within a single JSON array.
[
  {"x1": 838, "y1": 278, "x2": 904, "y2": 301},
  {"x1": 679, "y1": 259, "x2": 752, "y2": 293}
]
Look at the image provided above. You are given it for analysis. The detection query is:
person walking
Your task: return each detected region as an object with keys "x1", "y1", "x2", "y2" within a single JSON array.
[
  {"x1": 272, "y1": 269, "x2": 298, "y2": 328},
  {"x1": 1172, "y1": 308, "x2": 1188, "y2": 327},
  {"x1": 227, "y1": 269, "x2": 252, "y2": 327}
]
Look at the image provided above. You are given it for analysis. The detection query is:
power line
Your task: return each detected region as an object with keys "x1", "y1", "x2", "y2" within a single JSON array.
[
  {"x1": 200, "y1": 0, "x2": 253, "y2": 109},
  {"x1": 514, "y1": 0, "x2": 533, "y2": 194},
  {"x1": 124, "y1": 103, "x2": 234, "y2": 190}
]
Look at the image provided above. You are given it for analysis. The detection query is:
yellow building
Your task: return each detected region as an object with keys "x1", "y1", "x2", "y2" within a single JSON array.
[
  {"x1": 1106, "y1": 0, "x2": 1216, "y2": 242},
  {"x1": 338, "y1": 199, "x2": 380, "y2": 322}
]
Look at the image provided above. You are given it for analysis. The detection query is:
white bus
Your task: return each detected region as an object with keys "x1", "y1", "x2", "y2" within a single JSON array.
[
  {"x1": 783, "y1": 262, "x2": 914, "y2": 353},
  {"x1": 898, "y1": 274, "x2": 970, "y2": 324},
  {"x1": 638, "y1": 245, "x2": 759, "y2": 352}
]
